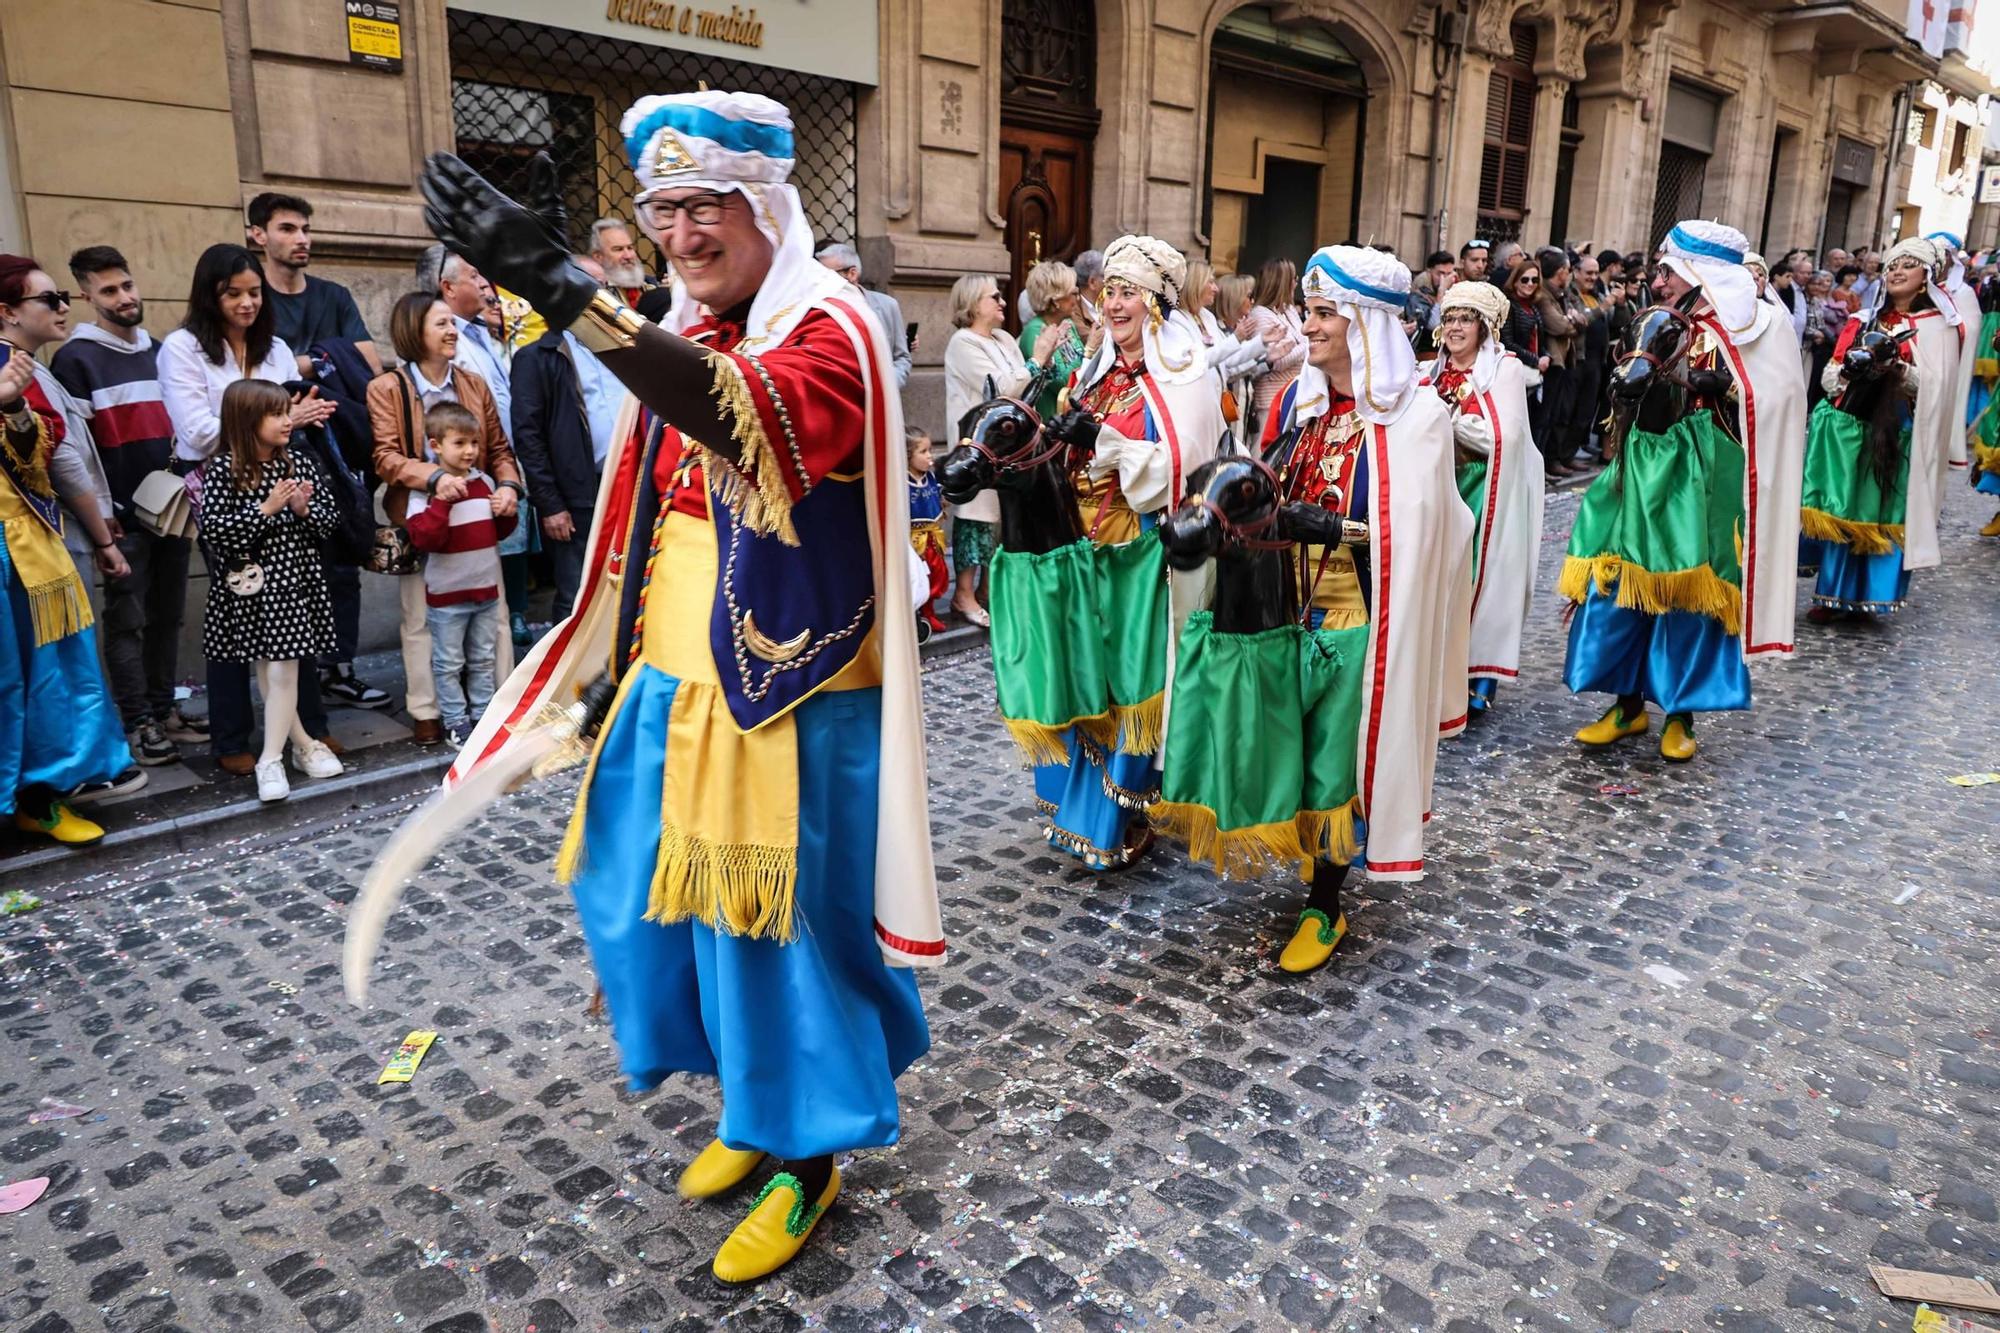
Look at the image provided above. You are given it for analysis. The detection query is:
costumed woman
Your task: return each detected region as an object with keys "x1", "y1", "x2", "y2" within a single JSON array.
[
  {"x1": 1252, "y1": 245, "x2": 1471, "y2": 971},
  {"x1": 1419, "y1": 280, "x2": 1543, "y2": 715},
  {"x1": 411, "y1": 90, "x2": 942, "y2": 1283},
  {"x1": 0, "y1": 261, "x2": 135, "y2": 846},
  {"x1": 1801, "y1": 235, "x2": 1956, "y2": 620},
  {"x1": 1562, "y1": 220, "x2": 1805, "y2": 761},
  {"x1": 1000, "y1": 235, "x2": 1222, "y2": 871},
  {"x1": 1971, "y1": 252, "x2": 2000, "y2": 533}
]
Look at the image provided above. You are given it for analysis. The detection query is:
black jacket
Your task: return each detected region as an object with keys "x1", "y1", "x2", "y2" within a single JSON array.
[
  {"x1": 510, "y1": 330, "x2": 603, "y2": 519},
  {"x1": 1500, "y1": 300, "x2": 1543, "y2": 364}
]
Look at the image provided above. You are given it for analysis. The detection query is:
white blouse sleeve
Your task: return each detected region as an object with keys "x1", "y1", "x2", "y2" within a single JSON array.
[
  {"x1": 1088, "y1": 424, "x2": 1176, "y2": 514},
  {"x1": 158, "y1": 332, "x2": 223, "y2": 460}
]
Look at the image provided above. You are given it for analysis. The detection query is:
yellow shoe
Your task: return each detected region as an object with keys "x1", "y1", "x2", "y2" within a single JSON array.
[
  {"x1": 676, "y1": 1139, "x2": 766, "y2": 1199},
  {"x1": 1981, "y1": 511, "x2": 2000, "y2": 537},
  {"x1": 1575, "y1": 703, "x2": 1649, "y2": 747},
  {"x1": 1660, "y1": 715, "x2": 1697, "y2": 763},
  {"x1": 1278, "y1": 909, "x2": 1348, "y2": 974},
  {"x1": 14, "y1": 802, "x2": 104, "y2": 847},
  {"x1": 711, "y1": 1166, "x2": 839, "y2": 1284}
]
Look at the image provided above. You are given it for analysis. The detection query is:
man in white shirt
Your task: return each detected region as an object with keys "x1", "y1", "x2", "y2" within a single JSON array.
[{"x1": 439, "y1": 252, "x2": 512, "y2": 427}]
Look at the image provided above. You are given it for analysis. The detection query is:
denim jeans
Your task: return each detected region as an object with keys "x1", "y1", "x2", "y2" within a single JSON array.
[{"x1": 426, "y1": 598, "x2": 499, "y2": 731}]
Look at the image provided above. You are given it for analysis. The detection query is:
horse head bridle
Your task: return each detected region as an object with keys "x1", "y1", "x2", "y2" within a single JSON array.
[
  {"x1": 958, "y1": 397, "x2": 1070, "y2": 475},
  {"x1": 1617, "y1": 306, "x2": 1698, "y2": 386},
  {"x1": 1195, "y1": 458, "x2": 1292, "y2": 553}
]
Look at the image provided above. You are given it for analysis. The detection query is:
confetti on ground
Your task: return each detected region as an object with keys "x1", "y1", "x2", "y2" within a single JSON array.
[
  {"x1": 25, "y1": 1097, "x2": 90, "y2": 1123},
  {"x1": 0, "y1": 1177, "x2": 49, "y2": 1214}
]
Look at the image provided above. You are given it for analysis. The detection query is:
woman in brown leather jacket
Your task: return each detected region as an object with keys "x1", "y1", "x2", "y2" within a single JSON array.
[{"x1": 366, "y1": 291, "x2": 524, "y2": 744}]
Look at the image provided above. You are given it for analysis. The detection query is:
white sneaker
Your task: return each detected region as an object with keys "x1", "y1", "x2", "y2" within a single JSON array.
[
  {"x1": 254, "y1": 759, "x2": 290, "y2": 803},
  {"x1": 290, "y1": 739, "x2": 345, "y2": 779}
]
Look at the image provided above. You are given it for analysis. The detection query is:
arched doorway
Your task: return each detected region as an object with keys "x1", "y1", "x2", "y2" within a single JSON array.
[
  {"x1": 999, "y1": 0, "x2": 1099, "y2": 327},
  {"x1": 1204, "y1": 5, "x2": 1369, "y2": 274}
]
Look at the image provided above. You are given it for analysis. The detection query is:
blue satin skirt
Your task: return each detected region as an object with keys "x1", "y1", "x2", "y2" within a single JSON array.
[
  {"x1": 1563, "y1": 585, "x2": 1750, "y2": 714},
  {"x1": 1812, "y1": 544, "x2": 1911, "y2": 612},
  {"x1": 1, "y1": 542, "x2": 132, "y2": 813},
  {"x1": 569, "y1": 666, "x2": 929, "y2": 1160},
  {"x1": 1977, "y1": 469, "x2": 2000, "y2": 497},
  {"x1": 1032, "y1": 726, "x2": 1159, "y2": 870}
]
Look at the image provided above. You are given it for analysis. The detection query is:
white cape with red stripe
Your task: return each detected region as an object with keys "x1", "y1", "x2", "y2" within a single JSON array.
[
  {"x1": 1699, "y1": 302, "x2": 1806, "y2": 658},
  {"x1": 445, "y1": 283, "x2": 943, "y2": 968},
  {"x1": 1420, "y1": 346, "x2": 1541, "y2": 684},
  {"x1": 1287, "y1": 365, "x2": 1472, "y2": 882},
  {"x1": 1946, "y1": 279, "x2": 1978, "y2": 470}
]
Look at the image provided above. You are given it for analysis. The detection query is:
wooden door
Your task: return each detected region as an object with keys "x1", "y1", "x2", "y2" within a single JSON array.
[{"x1": 999, "y1": 125, "x2": 1092, "y2": 331}]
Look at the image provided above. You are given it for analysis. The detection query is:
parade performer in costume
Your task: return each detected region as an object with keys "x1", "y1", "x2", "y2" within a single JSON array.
[
  {"x1": 907, "y1": 430, "x2": 949, "y2": 637},
  {"x1": 1256, "y1": 245, "x2": 1471, "y2": 972},
  {"x1": 0, "y1": 337, "x2": 134, "y2": 846},
  {"x1": 1562, "y1": 221, "x2": 1805, "y2": 762},
  {"x1": 1802, "y1": 236, "x2": 1955, "y2": 618},
  {"x1": 1419, "y1": 280, "x2": 1542, "y2": 715},
  {"x1": 1002, "y1": 234, "x2": 1220, "y2": 871},
  {"x1": 409, "y1": 90, "x2": 941, "y2": 1284}
]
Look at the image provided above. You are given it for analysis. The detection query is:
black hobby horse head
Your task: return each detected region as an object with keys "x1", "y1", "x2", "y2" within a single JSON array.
[
  {"x1": 1835, "y1": 321, "x2": 1917, "y2": 497},
  {"x1": 1603, "y1": 286, "x2": 1702, "y2": 456},
  {"x1": 939, "y1": 368, "x2": 1055, "y2": 505}
]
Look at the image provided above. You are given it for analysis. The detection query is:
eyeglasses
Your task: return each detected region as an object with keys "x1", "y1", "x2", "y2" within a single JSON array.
[
  {"x1": 19, "y1": 291, "x2": 70, "y2": 311},
  {"x1": 637, "y1": 193, "x2": 731, "y2": 228}
]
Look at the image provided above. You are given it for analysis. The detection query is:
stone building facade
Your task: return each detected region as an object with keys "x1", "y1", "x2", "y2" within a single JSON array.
[{"x1": 3, "y1": 0, "x2": 1997, "y2": 434}]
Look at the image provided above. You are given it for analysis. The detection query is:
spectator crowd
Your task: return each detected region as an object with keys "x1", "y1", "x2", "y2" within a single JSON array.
[{"x1": 2, "y1": 182, "x2": 1991, "y2": 847}]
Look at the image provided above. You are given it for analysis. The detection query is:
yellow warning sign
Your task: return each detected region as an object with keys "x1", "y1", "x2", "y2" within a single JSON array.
[{"x1": 344, "y1": 1, "x2": 403, "y2": 72}]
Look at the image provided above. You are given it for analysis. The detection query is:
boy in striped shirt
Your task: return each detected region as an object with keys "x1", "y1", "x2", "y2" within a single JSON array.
[{"x1": 405, "y1": 402, "x2": 516, "y2": 745}]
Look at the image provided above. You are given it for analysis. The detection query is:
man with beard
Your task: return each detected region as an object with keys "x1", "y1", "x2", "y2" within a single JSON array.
[
  {"x1": 246, "y1": 192, "x2": 383, "y2": 378},
  {"x1": 1458, "y1": 239, "x2": 1491, "y2": 284},
  {"x1": 591, "y1": 217, "x2": 661, "y2": 309},
  {"x1": 50, "y1": 246, "x2": 204, "y2": 767}
]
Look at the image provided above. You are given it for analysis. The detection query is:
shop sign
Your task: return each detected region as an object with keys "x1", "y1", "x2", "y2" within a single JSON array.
[
  {"x1": 446, "y1": 0, "x2": 878, "y2": 84},
  {"x1": 1832, "y1": 136, "x2": 1876, "y2": 187},
  {"x1": 345, "y1": 0, "x2": 404, "y2": 72},
  {"x1": 1979, "y1": 164, "x2": 2000, "y2": 205}
]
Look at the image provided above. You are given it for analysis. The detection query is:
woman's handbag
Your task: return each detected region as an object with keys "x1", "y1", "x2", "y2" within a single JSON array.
[
  {"x1": 131, "y1": 469, "x2": 193, "y2": 537},
  {"x1": 365, "y1": 523, "x2": 419, "y2": 576}
]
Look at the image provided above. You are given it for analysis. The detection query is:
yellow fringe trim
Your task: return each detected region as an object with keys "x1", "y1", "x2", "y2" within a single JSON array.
[
  {"x1": 1799, "y1": 506, "x2": 1902, "y2": 556},
  {"x1": 700, "y1": 352, "x2": 799, "y2": 547},
  {"x1": 1557, "y1": 554, "x2": 1743, "y2": 637},
  {"x1": 1152, "y1": 796, "x2": 1361, "y2": 883},
  {"x1": 1972, "y1": 441, "x2": 2000, "y2": 473},
  {"x1": 1002, "y1": 712, "x2": 1106, "y2": 767},
  {"x1": 26, "y1": 573, "x2": 92, "y2": 648},
  {"x1": 645, "y1": 821, "x2": 799, "y2": 942},
  {"x1": 1108, "y1": 690, "x2": 1164, "y2": 756}
]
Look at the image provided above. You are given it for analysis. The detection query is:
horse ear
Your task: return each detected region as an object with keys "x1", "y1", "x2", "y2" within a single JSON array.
[{"x1": 983, "y1": 373, "x2": 997, "y2": 401}]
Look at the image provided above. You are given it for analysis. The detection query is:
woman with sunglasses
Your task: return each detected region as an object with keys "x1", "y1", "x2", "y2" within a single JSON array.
[{"x1": 0, "y1": 255, "x2": 139, "y2": 845}]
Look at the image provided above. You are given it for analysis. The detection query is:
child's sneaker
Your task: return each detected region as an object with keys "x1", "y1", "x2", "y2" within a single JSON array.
[
  {"x1": 254, "y1": 759, "x2": 290, "y2": 803},
  {"x1": 289, "y1": 740, "x2": 345, "y2": 780}
]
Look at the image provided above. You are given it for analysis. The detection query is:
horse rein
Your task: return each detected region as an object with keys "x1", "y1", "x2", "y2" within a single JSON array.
[
  {"x1": 1195, "y1": 458, "x2": 1293, "y2": 554},
  {"x1": 1617, "y1": 307, "x2": 1697, "y2": 386},
  {"x1": 958, "y1": 397, "x2": 1070, "y2": 475}
]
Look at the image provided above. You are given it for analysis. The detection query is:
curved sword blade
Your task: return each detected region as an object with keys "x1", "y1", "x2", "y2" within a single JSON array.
[{"x1": 342, "y1": 728, "x2": 564, "y2": 1006}]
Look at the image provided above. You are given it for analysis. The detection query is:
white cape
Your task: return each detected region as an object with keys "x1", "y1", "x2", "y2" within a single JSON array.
[
  {"x1": 1421, "y1": 349, "x2": 1542, "y2": 683},
  {"x1": 1946, "y1": 281, "x2": 1979, "y2": 471},
  {"x1": 1700, "y1": 302, "x2": 1806, "y2": 659},
  {"x1": 1900, "y1": 309, "x2": 1958, "y2": 570}
]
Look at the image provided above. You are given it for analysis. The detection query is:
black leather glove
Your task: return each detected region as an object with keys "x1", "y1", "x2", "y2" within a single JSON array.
[
  {"x1": 1277, "y1": 502, "x2": 1368, "y2": 547},
  {"x1": 1687, "y1": 364, "x2": 1734, "y2": 398},
  {"x1": 522, "y1": 151, "x2": 569, "y2": 251},
  {"x1": 419, "y1": 152, "x2": 595, "y2": 331},
  {"x1": 1046, "y1": 408, "x2": 1101, "y2": 451}
]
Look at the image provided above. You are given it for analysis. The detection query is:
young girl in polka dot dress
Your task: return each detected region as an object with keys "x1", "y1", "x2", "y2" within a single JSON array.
[{"x1": 196, "y1": 379, "x2": 344, "y2": 803}]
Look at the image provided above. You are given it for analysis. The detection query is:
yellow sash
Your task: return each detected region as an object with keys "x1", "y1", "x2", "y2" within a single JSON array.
[
  {"x1": 0, "y1": 461, "x2": 92, "y2": 647},
  {"x1": 556, "y1": 507, "x2": 878, "y2": 942}
]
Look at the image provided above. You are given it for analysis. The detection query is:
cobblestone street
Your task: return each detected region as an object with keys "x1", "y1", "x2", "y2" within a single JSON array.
[{"x1": 5, "y1": 484, "x2": 1999, "y2": 1333}]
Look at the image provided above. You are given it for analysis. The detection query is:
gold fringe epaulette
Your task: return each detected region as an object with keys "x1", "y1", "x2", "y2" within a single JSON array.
[
  {"x1": 1151, "y1": 796, "x2": 1361, "y2": 882},
  {"x1": 1558, "y1": 554, "x2": 1743, "y2": 637},
  {"x1": 1799, "y1": 507, "x2": 1903, "y2": 556},
  {"x1": 702, "y1": 352, "x2": 799, "y2": 547}
]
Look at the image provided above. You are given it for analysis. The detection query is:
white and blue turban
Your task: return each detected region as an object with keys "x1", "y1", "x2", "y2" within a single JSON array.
[
  {"x1": 1925, "y1": 230, "x2": 1970, "y2": 294},
  {"x1": 1660, "y1": 220, "x2": 1759, "y2": 333},
  {"x1": 1300, "y1": 245, "x2": 1418, "y2": 423},
  {"x1": 618, "y1": 90, "x2": 828, "y2": 343}
]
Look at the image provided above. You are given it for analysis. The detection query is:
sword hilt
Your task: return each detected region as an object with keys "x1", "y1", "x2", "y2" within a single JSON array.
[{"x1": 575, "y1": 672, "x2": 617, "y2": 740}]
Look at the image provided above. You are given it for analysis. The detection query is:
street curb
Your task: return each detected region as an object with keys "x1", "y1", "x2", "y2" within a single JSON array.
[{"x1": 8, "y1": 752, "x2": 452, "y2": 883}]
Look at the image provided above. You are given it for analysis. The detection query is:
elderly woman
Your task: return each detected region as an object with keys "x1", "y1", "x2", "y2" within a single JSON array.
[
  {"x1": 1802, "y1": 236, "x2": 1958, "y2": 619},
  {"x1": 943, "y1": 273, "x2": 1064, "y2": 625},
  {"x1": 1010, "y1": 235, "x2": 1222, "y2": 871},
  {"x1": 1420, "y1": 281, "x2": 1543, "y2": 715},
  {"x1": 1015, "y1": 260, "x2": 1088, "y2": 419}
]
